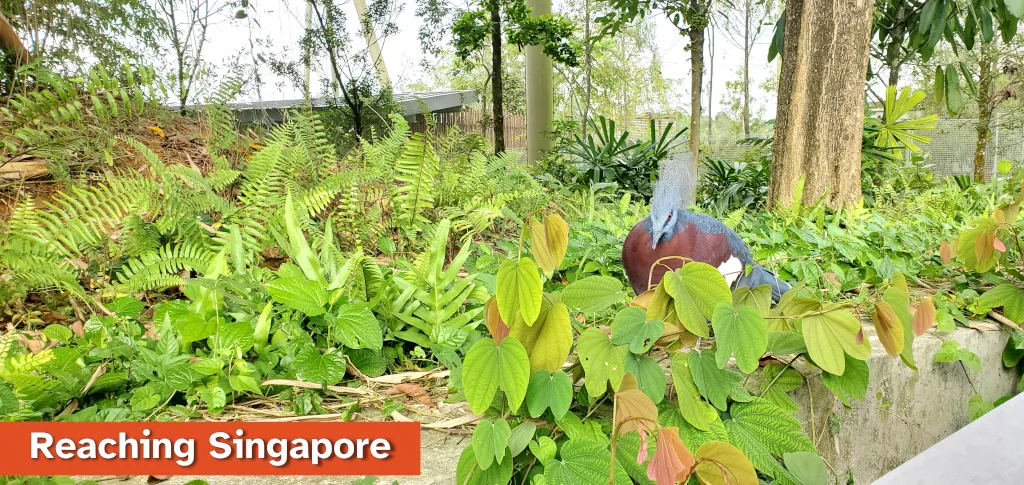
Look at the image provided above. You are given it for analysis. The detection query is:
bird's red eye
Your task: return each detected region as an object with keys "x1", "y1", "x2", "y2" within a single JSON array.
[{"x1": 666, "y1": 213, "x2": 672, "y2": 221}]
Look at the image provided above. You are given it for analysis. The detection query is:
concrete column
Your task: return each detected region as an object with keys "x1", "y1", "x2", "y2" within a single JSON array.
[{"x1": 525, "y1": 0, "x2": 553, "y2": 164}]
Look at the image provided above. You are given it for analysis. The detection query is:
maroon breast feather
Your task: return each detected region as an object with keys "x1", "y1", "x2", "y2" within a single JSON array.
[{"x1": 622, "y1": 221, "x2": 734, "y2": 295}]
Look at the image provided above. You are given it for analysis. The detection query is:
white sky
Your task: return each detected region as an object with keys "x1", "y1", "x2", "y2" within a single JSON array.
[{"x1": 202, "y1": 0, "x2": 778, "y2": 117}]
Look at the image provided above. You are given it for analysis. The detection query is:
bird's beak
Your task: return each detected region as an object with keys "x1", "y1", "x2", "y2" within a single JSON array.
[{"x1": 651, "y1": 231, "x2": 662, "y2": 249}]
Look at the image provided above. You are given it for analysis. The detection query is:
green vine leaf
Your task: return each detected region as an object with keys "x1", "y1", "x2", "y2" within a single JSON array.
[
  {"x1": 733, "y1": 284, "x2": 772, "y2": 313},
  {"x1": 561, "y1": 275, "x2": 625, "y2": 313},
  {"x1": 760, "y1": 363, "x2": 802, "y2": 413},
  {"x1": 463, "y1": 337, "x2": 531, "y2": 413},
  {"x1": 724, "y1": 398, "x2": 814, "y2": 485},
  {"x1": 496, "y1": 258, "x2": 543, "y2": 325},
  {"x1": 611, "y1": 306, "x2": 664, "y2": 354},
  {"x1": 956, "y1": 217, "x2": 1000, "y2": 272},
  {"x1": 689, "y1": 350, "x2": 747, "y2": 412},
  {"x1": 663, "y1": 263, "x2": 732, "y2": 338},
  {"x1": 326, "y1": 304, "x2": 382, "y2": 351},
  {"x1": 526, "y1": 370, "x2": 573, "y2": 419},
  {"x1": 935, "y1": 340, "x2": 982, "y2": 372},
  {"x1": 509, "y1": 300, "x2": 572, "y2": 373},
  {"x1": 783, "y1": 452, "x2": 829, "y2": 485},
  {"x1": 625, "y1": 353, "x2": 666, "y2": 404},
  {"x1": 529, "y1": 436, "x2": 557, "y2": 464},
  {"x1": 658, "y1": 402, "x2": 730, "y2": 454},
  {"x1": 821, "y1": 355, "x2": 869, "y2": 407},
  {"x1": 472, "y1": 418, "x2": 511, "y2": 470},
  {"x1": 712, "y1": 302, "x2": 768, "y2": 373},
  {"x1": 265, "y1": 276, "x2": 328, "y2": 316},
  {"x1": 978, "y1": 284, "x2": 1024, "y2": 323},
  {"x1": 578, "y1": 327, "x2": 628, "y2": 398},
  {"x1": 543, "y1": 439, "x2": 631, "y2": 484},
  {"x1": 456, "y1": 446, "x2": 513, "y2": 485},
  {"x1": 615, "y1": 431, "x2": 657, "y2": 485},
  {"x1": 507, "y1": 421, "x2": 536, "y2": 458},
  {"x1": 799, "y1": 303, "x2": 868, "y2": 376},
  {"x1": 669, "y1": 352, "x2": 718, "y2": 431},
  {"x1": 293, "y1": 347, "x2": 347, "y2": 385}
]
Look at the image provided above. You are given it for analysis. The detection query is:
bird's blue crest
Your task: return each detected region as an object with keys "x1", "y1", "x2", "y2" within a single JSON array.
[{"x1": 650, "y1": 154, "x2": 698, "y2": 220}]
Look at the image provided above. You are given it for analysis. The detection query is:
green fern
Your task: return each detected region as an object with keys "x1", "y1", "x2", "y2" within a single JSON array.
[
  {"x1": 391, "y1": 132, "x2": 439, "y2": 233},
  {"x1": 116, "y1": 243, "x2": 215, "y2": 291}
]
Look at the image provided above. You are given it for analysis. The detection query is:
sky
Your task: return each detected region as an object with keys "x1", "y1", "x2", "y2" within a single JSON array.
[{"x1": 202, "y1": 0, "x2": 779, "y2": 118}]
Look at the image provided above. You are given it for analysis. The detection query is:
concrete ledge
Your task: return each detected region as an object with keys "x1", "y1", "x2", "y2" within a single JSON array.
[{"x1": 792, "y1": 323, "x2": 1020, "y2": 484}]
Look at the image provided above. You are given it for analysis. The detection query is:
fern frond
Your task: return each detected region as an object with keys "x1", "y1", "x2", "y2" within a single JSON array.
[
  {"x1": 116, "y1": 243, "x2": 214, "y2": 291},
  {"x1": 391, "y1": 132, "x2": 439, "y2": 231}
]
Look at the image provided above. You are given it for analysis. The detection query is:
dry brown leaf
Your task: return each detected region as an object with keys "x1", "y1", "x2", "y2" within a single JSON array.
[
  {"x1": 912, "y1": 297, "x2": 937, "y2": 336},
  {"x1": 0, "y1": 159, "x2": 48, "y2": 180},
  {"x1": 873, "y1": 301, "x2": 904, "y2": 357},
  {"x1": 70, "y1": 320, "x2": 84, "y2": 338},
  {"x1": 81, "y1": 364, "x2": 107, "y2": 394},
  {"x1": 940, "y1": 241, "x2": 952, "y2": 265},
  {"x1": 385, "y1": 383, "x2": 436, "y2": 408},
  {"x1": 368, "y1": 369, "x2": 449, "y2": 384}
]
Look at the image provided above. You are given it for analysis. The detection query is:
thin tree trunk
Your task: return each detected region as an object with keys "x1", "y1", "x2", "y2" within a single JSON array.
[
  {"x1": 490, "y1": 2, "x2": 505, "y2": 154},
  {"x1": 688, "y1": 18, "x2": 704, "y2": 159},
  {"x1": 582, "y1": 0, "x2": 593, "y2": 136},
  {"x1": 742, "y1": 0, "x2": 751, "y2": 138},
  {"x1": 975, "y1": 45, "x2": 994, "y2": 182},
  {"x1": 707, "y1": 23, "x2": 714, "y2": 144},
  {"x1": 770, "y1": 0, "x2": 874, "y2": 209}
]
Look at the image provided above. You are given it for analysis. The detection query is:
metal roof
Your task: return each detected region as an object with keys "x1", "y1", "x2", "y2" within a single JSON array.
[{"x1": 224, "y1": 90, "x2": 478, "y2": 124}]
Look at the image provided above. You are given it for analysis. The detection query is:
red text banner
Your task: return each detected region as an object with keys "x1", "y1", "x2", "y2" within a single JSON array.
[{"x1": 0, "y1": 422, "x2": 421, "y2": 476}]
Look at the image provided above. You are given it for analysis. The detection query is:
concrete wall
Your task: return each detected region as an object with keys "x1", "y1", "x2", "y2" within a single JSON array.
[{"x1": 791, "y1": 322, "x2": 1020, "y2": 484}]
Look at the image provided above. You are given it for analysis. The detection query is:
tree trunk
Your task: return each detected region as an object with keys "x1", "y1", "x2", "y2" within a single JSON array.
[
  {"x1": 688, "y1": 24, "x2": 704, "y2": 158},
  {"x1": 490, "y1": 2, "x2": 505, "y2": 154},
  {"x1": 582, "y1": 0, "x2": 593, "y2": 136},
  {"x1": 975, "y1": 45, "x2": 994, "y2": 182},
  {"x1": 742, "y1": 1, "x2": 751, "y2": 138},
  {"x1": 525, "y1": 0, "x2": 552, "y2": 163},
  {"x1": 769, "y1": 0, "x2": 874, "y2": 209}
]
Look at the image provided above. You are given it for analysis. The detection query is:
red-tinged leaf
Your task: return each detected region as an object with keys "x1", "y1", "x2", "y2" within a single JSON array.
[
  {"x1": 614, "y1": 373, "x2": 659, "y2": 436},
  {"x1": 647, "y1": 427, "x2": 695, "y2": 485},
  {"x1": 976, "y1": 230, "x2": 996, "y2": 266},
  {"x1": 913, "y1": 298, "x2": 937, "y2": 337},
  {"x1": 637, "y1": 429, "x2": 650, "y2": 465},
  {"x1": 484, "y1": 297, "x2": 509, "y2": 344},
  {"x1": 994, "y1": 238, "x2": 1007, "y2": 253},
  {"x1": 856, "y1": 328, "x2": 865, "y2": 345},
  {"x1": 940, "y1": 241, "x2": 952, "y2": 264},
  {"x1": 873, "y1": 301, "x2": 904, "y2": 357}
]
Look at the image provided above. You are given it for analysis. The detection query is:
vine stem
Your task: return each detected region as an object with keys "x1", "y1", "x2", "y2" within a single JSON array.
[{"x1": 608, "y1": 415, "x2": 658, "y2": 485}]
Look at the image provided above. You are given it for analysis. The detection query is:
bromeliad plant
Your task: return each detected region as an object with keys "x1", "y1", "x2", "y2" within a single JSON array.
[{"x1": 456, "y1": 210, "x2": 931, "y2": 484}]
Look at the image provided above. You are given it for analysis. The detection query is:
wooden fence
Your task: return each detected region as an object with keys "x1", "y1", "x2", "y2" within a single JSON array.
[{"x1": 408, "y1": 109, "x2": 527, "y2": 151}]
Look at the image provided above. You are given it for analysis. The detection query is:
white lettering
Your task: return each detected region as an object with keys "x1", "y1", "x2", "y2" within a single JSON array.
[
  {"x1": 30, "y1": 433, "x2": 53, "y2": 459},
  {"x1": 98, "y1": 439, "x2": 116, "y2": 459},
  {"x1": 175, "y1": 439, "x2": 195, "y2": 466},
  {"x1": 370, "y1": 439, "x2": 391, "y2": 459},
  {"x1": 209, "y1": 432, "x2": 232, "y2": 459},
  {"x1": 55, "y1": 439, "x2": 75, "y2": 459}
]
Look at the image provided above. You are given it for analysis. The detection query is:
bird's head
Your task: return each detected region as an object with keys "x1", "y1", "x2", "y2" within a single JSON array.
[{"x1": 648, "y1": 154, "x2": 697, "y2": 249}]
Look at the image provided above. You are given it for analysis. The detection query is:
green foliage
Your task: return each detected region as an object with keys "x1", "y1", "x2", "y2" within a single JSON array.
[{"x1": 453, "y1": 0, "x2": 580, "y2": 67}]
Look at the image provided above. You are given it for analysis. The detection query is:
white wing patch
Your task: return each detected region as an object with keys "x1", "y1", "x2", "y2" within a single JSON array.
[{"x1": 718, "y1": 256, "x2": 743, "y2": 288}]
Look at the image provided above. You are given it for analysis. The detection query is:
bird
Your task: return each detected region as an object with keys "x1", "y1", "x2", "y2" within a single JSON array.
[{"x1": 622, "y1": 154, "x2": 791, "y2": 302}]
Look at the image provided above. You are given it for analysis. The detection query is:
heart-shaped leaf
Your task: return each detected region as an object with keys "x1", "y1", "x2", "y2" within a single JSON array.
[
  {"x1": 463, "y1": 337, "x2": 531, "y2": 413},
  {"x1": 510, "y1": 300, "x2": 572, "y2": 373},
  {"x1": 614, "y1": 373, "x2": 659, "y2": 436},
  {"x1": 694, "y1": 441, "x2": 757, "y2": 485},
  {"x1": 578, "y1": 327, "x2": 629, "y2": 398},
  {"x1": 526, "y1": 370, "x2": 573, "y2": 419},
  {"x1": 612, "y1": 306, "x2": 664, "y2": 354},
  {"x1": 663, "y1": 263, "x2": 732, "y2": 338},
  {"x1": 472, "y1": 418, "x2": 511, "y2": 470},
  {"x1": 530, "y1": 214, "x2": 569, "y2": 275},
  {"x1": 912, "y1": 297, "x2": 937, "y2": 336},
  {"x1": 711, "y1": 302, "x2": 768, "y2": 373},
  {"x1": 496, "y1": 258, "x2": 543, "y2": 325},
  {"x1": 873, "y1": 301, "x2": 905, "y2": 357},
  {"x1": 647, "y1": 427, "x2": 695, "y2": 485}
]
